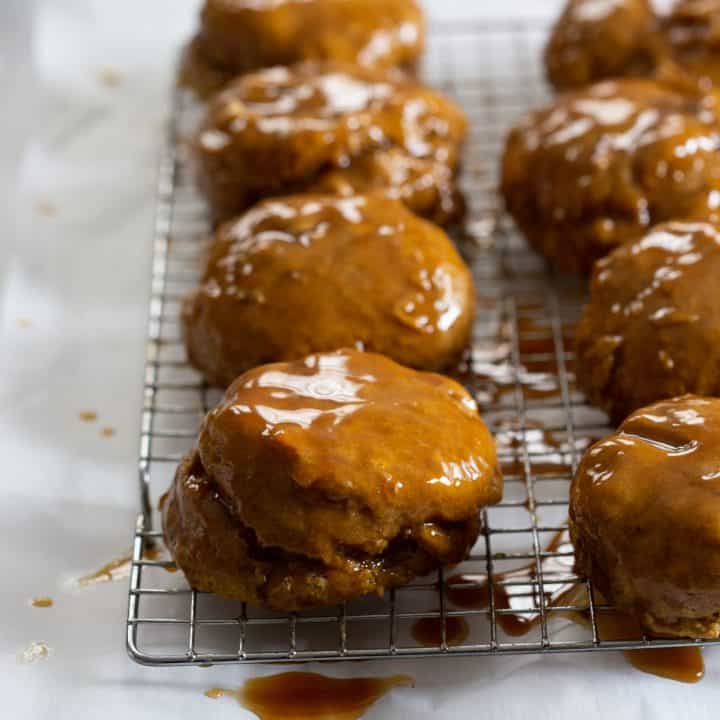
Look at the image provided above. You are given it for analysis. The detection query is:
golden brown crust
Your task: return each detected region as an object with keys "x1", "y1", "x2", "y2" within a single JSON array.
[
  {"x1": 179, "y1": 0, "x2": 424, "y2": 96},
  {"x1": 193, "y1": 61, "x2": 467, "y2": 223},
  {"x1": 545, "y1": 0, "x2": 659, "y2": 91},
  {"x1": 570, "y1": 395, "x2": 720, "y2": 638},
  {"x1": 576, "y1": 221, "x2": 720, "y2": 423},
  {"x1": 546, "y1": 0, "x2": 720, "y2": 91},
  {"x1": 182, "y1": 194, "x2": 475, "y2": 386},
  {"x1": 162, "y1": 350, "x2": 501, "y2": 610},
  {"x1": 501, "y1": 78, "x2": 720, "y2": 273}
]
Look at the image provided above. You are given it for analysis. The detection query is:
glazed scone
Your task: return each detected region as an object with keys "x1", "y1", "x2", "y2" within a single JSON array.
[
  {"x1": 193, "y1": 61, "x2": 467, "y2": 223},
  {"x1": 161, "y1": 349, "x2": 502, "y2": 610},
  {"x1": 182, "y1": 194, "x2": 475, "y2": 386},
  {"x1": 546, "y1": 0, "x2": 720, "y2": 91},
  {"x1": 570, "y1": 395, "x2": 720, "y2": 638},
  {"x1": 545, "y1": 0, "x2": 658, "y2": 91},
  {"x1": 180, "y1": 0, "x2": 425, "y2": 97},
  {"x1": 501, "y1": 78, "x2": 720, "y2": 273},
  {"x1": 576, "y1": 221, "x2": 720, "y2": 423},
  {"x1": 307, "y1": 148, "x2": 465, "y2": 227}
]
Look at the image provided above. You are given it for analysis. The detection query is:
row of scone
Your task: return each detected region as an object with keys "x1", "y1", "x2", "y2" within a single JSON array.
[
  {"x1": 507, "y1": 0, "x2": 720, "y2": 639},
  {"x1": 162, "y1": 0, "x2": 503, "y2": 612}
]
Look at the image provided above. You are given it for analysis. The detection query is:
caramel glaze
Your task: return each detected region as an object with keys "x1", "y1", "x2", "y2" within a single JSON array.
[
  {"x1": 546, "y1": 0, "x2": 659, "y2": 91},
  {"x1": 411, "y1": 616, "x2": 470, "y2": 647},
  {"x1": 205, "y1": 672, "x2": 413, "y2": 720},
  {"x1": 445, "y1": 531, "x2": 704, "y2": 683},
  {"x1": 180, "y1": 0, "x2": 425, "y2": 97},
  {"x1": 546, "y1": 0, "x2": 720, "y2": 92},
  {"x1": 501, "y1": 78, "x2": 720, "y2": 273},
  {"x1": 182, "y1": 194, "x2": 475, "y2": 387},
  {"x1": 194, "y1": 61, "x2": 467, "y2": 223},
  {"x1": 571, "y1": 395, "x2": 720, "y2": 639},
  {"x1": 161, "y1": 349, "x2": 502, "y2": 610},
  {"x1": 576, "y1": 220, "x2": 720, "y2": 423}
]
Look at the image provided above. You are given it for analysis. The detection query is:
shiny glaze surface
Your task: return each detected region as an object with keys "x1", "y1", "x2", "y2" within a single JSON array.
[
  {"x1": 162, "y1": 350, "x2": 501, "y2": 610},
  {"x1": 182, "y1": 0, "x2": 424, "y2": 96},
  {"x1": 546, "y1": 0, "x2": 720, "y2": 90},
  {"x1": 308, "y1": 147, "x2": 465, "y2": 226},
  {"x1": 205, "y1": 672, "x2": 413, "y2": 720},
  {"x1": 194, "y1": 61, "x2": 467, "y2": 221},
  {"x1": 182, "y1": 194, "x2": 475, "y2": 386},
  {"x1": 501, "y1": 78, "x2": 720, "y2": 273},
  {"x1": 546, "y1": 0, "x2": 658, "y2": 90},
  {"x1": 576, "y1": 221, "x2": 720, "y2": 421},
  {"x1": 570, "y1": 395, "x2": 720, "y2": 638}
]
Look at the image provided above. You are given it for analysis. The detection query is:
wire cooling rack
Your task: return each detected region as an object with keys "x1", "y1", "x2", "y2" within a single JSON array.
[{"x1": 127, "y1": 19, "x2": 717, "y2": 665}]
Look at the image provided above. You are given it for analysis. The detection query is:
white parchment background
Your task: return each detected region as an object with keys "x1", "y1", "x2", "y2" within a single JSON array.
[{"x1": 0, "y1": 1, "x2": 716, "y2": 717}]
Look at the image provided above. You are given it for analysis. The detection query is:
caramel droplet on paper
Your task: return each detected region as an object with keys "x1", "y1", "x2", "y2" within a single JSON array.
[
  {"x1": 78, "y1": 411, "x2": 98, "y2": 422},
  {"x1": 100, "y1": 426, "x2": 116, "y2": 437},
  {"x1": 205, "y1": 672, "x2": 413, "y2": 719},
  {"x1": 31, "y1": 597, "x2": 53, "y2": 608},
  {"x1": 37, "y1": 201, "x2": 56, "y2": 216},
  {"x1": 98, "y1": 68, "x2": 122, "y2": 87}
]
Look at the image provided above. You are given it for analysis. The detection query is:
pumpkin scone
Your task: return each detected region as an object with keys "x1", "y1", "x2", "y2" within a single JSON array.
[
  {"x1": 501, "y1": 78, "x2": 720, "y2": 273},
  {"x1": 161, "y1": 349, "x2": 502, "y2": 610},
  {"x1": 571, "y1": 395, "x2": 720, "y2": 638},
  {"x1": 182, "y1": 194, "x2": 475, "y2": 387},
  {"x1": 546, "y1": 0, "x2": 720, "y2": 91},
  {"x1": 193, "y1": 61, "x2": 467, "y2": 223},
  {"x1": 179, "y1": 0, "x2": 425, "y2": 97},
  {"x1": 576, "y1": 220, "x2": 720, "y2": 423}
]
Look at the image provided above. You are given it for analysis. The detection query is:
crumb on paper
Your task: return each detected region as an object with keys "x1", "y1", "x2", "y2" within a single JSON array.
[
  {"x1": 19, "y1": 642, "x2": 51, "y2": 664},
  {"x1": 37, "y1": 201, "x2": 56, "y2": 217},
  {"x1": 98, "y1": 67, "x2": 122, "y2": 87},
  {"x1": 100, "y1": 426, "x2": 116, "y2": 437},
  {"x1": 31, "y1": 597, "x2": 53, "y2": 608},
  {"x1": 17, "y1": 318, "x2": 32, "y2": 329},
  {"x1": 78, "y1": 411, "x2": 98, "y2": 422}
]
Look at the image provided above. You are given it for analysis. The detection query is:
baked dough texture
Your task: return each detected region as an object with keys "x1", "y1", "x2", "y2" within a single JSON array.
[
  {"x1": 182, "y1": 194, "x2": 476, "y2": 387},
  {"x1": 571, "y1": 395, "x2": 720, "y2": 638},
  {"x1": 193, "y1": 61, "x2": 467, "y2": 223},
  {"x1": 501, "y1": 78, "x2": 720, "y2": 273},
  {"x1": 162, "y1": 349, "x2": 502, "y2": 610}
]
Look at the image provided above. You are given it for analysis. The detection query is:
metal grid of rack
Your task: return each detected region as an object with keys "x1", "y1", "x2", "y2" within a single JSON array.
[{"x1": 127, "y1": 19, "x2": 717, "y2": 665}]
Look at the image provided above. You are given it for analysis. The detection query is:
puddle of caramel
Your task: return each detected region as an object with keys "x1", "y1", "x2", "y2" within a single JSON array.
[
  {"x1": 446, "y1": 533, "x2": 704, "y2": 682},
  {"x1": 77, "y1": 545, "x2": 176, "y2": 586},
  {"x1": 78, "y1": 410, "x2": 98, "y2": 422},
  {"x1": 411, "y1": 615, "x2": 469, "y2": 647},
  {"x1": 591, "y1": 612, "x2": 704, "y2": 684},
  {"x1": 100, "y1": 426, "x2": 116, "y2": 437},
  {"x1": 205, "y1": 672, "x2": 413, "y2": 719},
  {"x1": 77, "y1": 550, "x2": 133, "y2": 586},
  {"x1": 31, "y1": 597, "x2": 53, "y2": 608}
]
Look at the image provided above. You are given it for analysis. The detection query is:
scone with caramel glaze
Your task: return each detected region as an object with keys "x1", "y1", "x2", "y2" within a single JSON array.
[
  {"x1": 570, "y1": 395, "x2": 720, "y2": 638},
  {"x1": 576, "y1": 221, "x2": 720, "y2": 423},
  {"x1": 501, "y1": 78, "x2": 720, "y2": 273},
  {"x1": 193, "y1": 61, "x2": 467, "y2": 224},
  {"x1": 182, "y1": 194, "x2": 475, "y2": 387},
  {"x1": 161, "y1": 349, "x2": 502, "y2": 610},
  {"x1": 545, "y1": 0, "x2": 659, "y2": 91},
  {"x1": 180, "y1": 0, "x2": 425, "y2": 97},
  {"x1": 545, "y1": 0, "x2": 720, "y2": 91}
]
